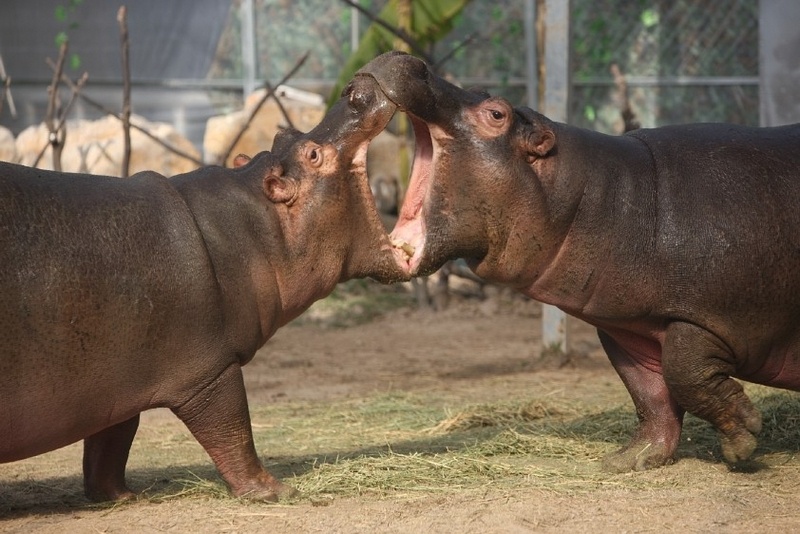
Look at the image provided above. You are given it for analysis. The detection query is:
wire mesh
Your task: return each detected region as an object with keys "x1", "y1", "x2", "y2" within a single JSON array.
[{"x1": 571, "y1": 0, "x2": 759, "y2": 131}]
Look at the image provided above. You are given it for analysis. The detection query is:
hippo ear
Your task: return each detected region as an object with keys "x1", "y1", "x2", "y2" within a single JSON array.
[
  {"x1": 518, "y1": 107, "x2": 556, "y2": 159},
  {"x1": 264, "y1": 174, "x2": 299, "y2": 206},
  {"x1": 530, "y1": 129, "x2": 555, "y2": 157},
  {"x1": 232, "y1": 153, "x2": 252, "y2": 168}
]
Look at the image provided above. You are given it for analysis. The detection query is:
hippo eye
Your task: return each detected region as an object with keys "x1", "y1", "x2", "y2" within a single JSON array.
[{"x1": 490, "y1": 109, "x2": 505, "y2": 121}]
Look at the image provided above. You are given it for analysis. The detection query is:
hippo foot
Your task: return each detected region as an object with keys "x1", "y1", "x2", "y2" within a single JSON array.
[
  {"x1": 234, "y1": 479, "x2": 299, "y2": 503},
  {"x1": 84, "y1": 483, "x2": 137, "y2": 503},
  {"x1": 601, "y1": 440, "x2": 674, "y2": 472},
  {"x1": 719, "y1": 430, "x2": 758, "y2": 464},
  {"x1": 717, "y1": 402, "x2": 761, "y2": 464},
  {"x1": 717, "y1": 397, "x2": 762, "y2": 464}
]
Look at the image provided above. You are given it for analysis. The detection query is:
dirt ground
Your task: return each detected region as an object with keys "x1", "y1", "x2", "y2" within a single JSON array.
[{"x1": 2, "y1": 283, "x2": 800, "y2": 533}]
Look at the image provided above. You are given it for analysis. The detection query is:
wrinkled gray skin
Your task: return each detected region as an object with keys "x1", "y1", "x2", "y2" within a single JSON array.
[
  {"x1": 0, "y1": 74, "x2": 405, "y2": 502},
  {"x1": 359, "y1": 51, "x2": 800, "y2": 472}
]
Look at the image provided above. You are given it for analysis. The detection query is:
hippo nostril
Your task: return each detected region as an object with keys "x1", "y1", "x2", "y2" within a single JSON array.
[
  {"x1": 341, "y1": 81, "x2": 354, "y2": 98},
  {"x1": 348, "y1": 86, "x2": 374, "y2": 112}
]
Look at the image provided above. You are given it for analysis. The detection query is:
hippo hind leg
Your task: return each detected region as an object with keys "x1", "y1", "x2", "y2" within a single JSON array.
[
  {"x1": 598, "y1": 331, "x2": 685, "y2": 472},
  {"x1": 662, "y1": 321, "x2": 762, "y2": 464},
  {"x1": 172, "y1": 362, "x2": 298, "y2": 502},
  {"x1": 83, "y1": 415, "x2": 140, "y2": 502}
]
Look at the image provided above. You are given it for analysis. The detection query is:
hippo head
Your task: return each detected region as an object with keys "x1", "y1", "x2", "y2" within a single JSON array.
[
  {"x1": 238, "y1": 73, "x2": 410, "y2": 285},
  {"x1": 356, "y1": 52, "x2": 558, "y2": 284}
]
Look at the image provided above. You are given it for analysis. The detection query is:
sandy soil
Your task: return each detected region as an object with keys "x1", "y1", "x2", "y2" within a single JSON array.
[{"x1": 2, "y1": 286, "x2": 800, "y2": 533}]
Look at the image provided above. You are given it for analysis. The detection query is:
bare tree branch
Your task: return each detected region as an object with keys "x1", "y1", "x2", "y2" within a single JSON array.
[
  {"x1": 32, "y1": 71, "x2": 88, "y2": 168},
  {"x1": 218, "y1": 51, "x2": 310, "y2": 166},
  {"x1": 117, "y1": 6, "x2": 132, "y2": 178},
  {"x1": 611, "y1": 63, "x2": 640, "y2": 133},
  {"x1": 41, "y1": 41, "x2": 69, "y2": 171},
  {"x1": 0, "y1": 54, "x2": 16, "y2": 118},
  {"x1": 40, "y1": 25, "x2": 311, "y2": 173},
  {"x1": 51, "y1": 64, "x2": 204, "y2": 168},
  {"x1": 432, "y1": 33, "x2": 478, "y2": 72},
  {"x1": 264, "y1": 81, "x2": 295, "y2": 132},
  {"x1": 338, "y1": 0, "x2": 434, "y2": 64}
]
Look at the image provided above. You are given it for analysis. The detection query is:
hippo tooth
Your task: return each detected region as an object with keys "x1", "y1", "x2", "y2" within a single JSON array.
[{"x1": 391, "y1": 238, "x2": 415, "y2": 257}]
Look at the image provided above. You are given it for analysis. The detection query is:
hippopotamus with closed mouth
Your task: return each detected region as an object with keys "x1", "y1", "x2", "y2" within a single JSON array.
[
  {"x1": 0, "y1": 73, "x2": 406, "y2": 502},
  {"x1": 358, "y1": 51, "x2": 800, "y2": 471}
]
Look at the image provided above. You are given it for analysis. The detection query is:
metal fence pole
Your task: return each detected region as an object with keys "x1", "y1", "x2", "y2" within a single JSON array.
[
  {"x1": 541, "y1": 0, "x2": 571, "y2": 354},
  {"x1": 759, "y1": 0, "x2": 800, "y2": 127},
  {"x1": 524, "y1": 0, "x2": 538, "y2": 110},
  {"x1": 351, "y1": 5, "x2": 360, "y2": 53},
  {"x1": 241, "y1": 0, "x2": 257, "y2": 98}
]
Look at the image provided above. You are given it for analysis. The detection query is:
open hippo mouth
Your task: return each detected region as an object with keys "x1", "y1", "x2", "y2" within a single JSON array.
[
  {"x1": 387, "y1": 114, "x2": 435, "y2": 275},
  {"x1": 353, "y1": 56, "x2": 444, "y2": 277},
  {"x1": 351, "y1": 86, "x2": 435, "y2": 277},
  {"x1": 356, "y1": 51, "x2": 493, "y2": 278}
]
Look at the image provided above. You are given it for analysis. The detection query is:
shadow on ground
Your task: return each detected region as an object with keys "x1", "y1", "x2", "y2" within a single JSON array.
[{"x1": 3, "y1": 392, "x2": 799, "y2": 520}]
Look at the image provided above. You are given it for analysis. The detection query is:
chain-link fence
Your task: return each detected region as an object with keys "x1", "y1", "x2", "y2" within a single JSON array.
[
  {"x1": 571, "y1": 0, "x2": 759, "y2": 132},
  {"x1": 0, "y1": 0, "x2": 764, "y2": 144}
]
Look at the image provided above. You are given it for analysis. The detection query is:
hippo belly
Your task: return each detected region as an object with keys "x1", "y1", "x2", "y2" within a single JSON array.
[{"x1": 736, "y1": 343, "x2": 800, "y2": 390}]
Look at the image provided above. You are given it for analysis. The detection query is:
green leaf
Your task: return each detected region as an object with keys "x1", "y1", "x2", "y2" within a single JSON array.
[
  {"x1": 55, "y1": 31, "x2": 68, "y2": 48},
  {"x1": 641, "y1": 8, "x2": 659, "y2": 28},
  {"x1": 327, "y1": 0, "x2": 471, "y2": 107},
  {"x1": 69, "y1": 53, "x2": 81, "y2": 70},
  {"x1": 54, "y1": 5, "x2": 67, "y2": 21}
]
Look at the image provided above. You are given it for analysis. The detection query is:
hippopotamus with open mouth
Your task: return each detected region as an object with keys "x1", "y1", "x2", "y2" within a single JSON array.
[
  {"x1": 358, "y1": 51, "x2": 800, "y2": 472},
  {"x1": 0, "y1": 73, "x2": 406, "y2": 502}
]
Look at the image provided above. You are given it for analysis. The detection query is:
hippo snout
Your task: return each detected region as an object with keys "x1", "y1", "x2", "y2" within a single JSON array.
[
  {"x1": 357, "y1": 52, "x2": 466, "y2": 124},
  {"x1": 322, "y1": 75, "x2": 397, "y2": 140},
  {"x1": 356, "y1": 51, "x2": 429, "y2": 94}
]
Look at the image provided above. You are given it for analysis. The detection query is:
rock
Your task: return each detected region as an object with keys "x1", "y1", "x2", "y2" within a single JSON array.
[
  {"x1": 0, "y1": 126, "x2": 16, "y2": 162},
  {"x1": 15, "y1": 114, "x2": 201, "y2": 177},
  {"x1": 203, "y1": 85, "x2": 326, "y2": 167}
]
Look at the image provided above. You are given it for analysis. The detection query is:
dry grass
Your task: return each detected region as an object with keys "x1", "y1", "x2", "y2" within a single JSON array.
[
  {"x1": 82, "y1": 382, "x2": 800, "y2": 507},
  {"x1": 228, "y1": 385, "x2": 800, "y2": 502},
  {"x1": 4, "y1": 375, "x2": 800, "y2": 515}
]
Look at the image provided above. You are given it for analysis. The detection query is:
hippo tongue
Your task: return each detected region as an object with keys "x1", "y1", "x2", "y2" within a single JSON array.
[{"x1": 388, "y1": 114, "x2": 432, "y2": 274}]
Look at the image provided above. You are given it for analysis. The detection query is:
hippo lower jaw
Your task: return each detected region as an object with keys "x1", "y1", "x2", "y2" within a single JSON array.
[{"x1": 388, "y1": 114, "x2": 435, "y2": 276}]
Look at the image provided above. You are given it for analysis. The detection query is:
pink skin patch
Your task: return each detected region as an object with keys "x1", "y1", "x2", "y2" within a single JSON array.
[
  {"x1": 389, "y1": 114, "x2": 434, "y2": 275},
  {"x1": 601, "y1": 325, "x2": 666, "y2": 374}
]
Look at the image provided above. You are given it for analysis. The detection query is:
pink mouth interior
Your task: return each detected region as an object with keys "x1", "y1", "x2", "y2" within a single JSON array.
[{"x1": 389, "y1": 114, "x2": 432, "y2": 275}]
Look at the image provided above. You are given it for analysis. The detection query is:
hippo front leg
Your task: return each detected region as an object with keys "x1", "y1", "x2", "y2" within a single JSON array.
[
  {"x1": 172, "y1": 363, "x2": 297, "y2": 502},
  {"x1": 599, "y1": 330, "x2": 685, "y2": 471},
  {"x1": 83, "y1": 415, "x2": 140, "y2": 501},
  {"x1": 662, "y1": 322, "x2": 762, "y2": 464}
]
